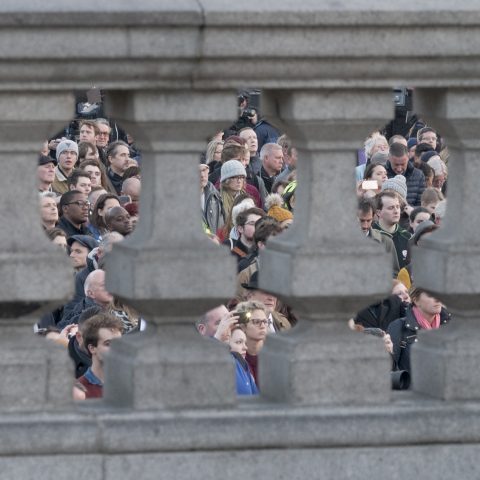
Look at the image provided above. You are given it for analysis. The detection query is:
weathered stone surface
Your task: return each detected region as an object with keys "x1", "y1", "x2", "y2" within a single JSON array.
[
  {"x1": 1, "y1": 2, "x2": 480, "y2": 477},
  {"x1": 410, "y1": 88, "x2": 480, "y2": 400},
  {"x1": 103, "y1": 325, "x2": 236, "y2": 410},
  {"x1": 103, "y1": 90, "x2": 237, "y2": 408},
  {"x1": 259, "y1": 89, "x2": 392, "y2": 405},
  {"x1": 0, "y1": 455, "x2": 102, "y2": 480},
  {"x1": 0, "y1": 321, "x2": 73, "y2": 411},
  {"x1": 104, "y1": 445, "x2": 480, "y2": 480},
  {"x1": 104, "y1": 90, "x2": 237, "y2": 315}
]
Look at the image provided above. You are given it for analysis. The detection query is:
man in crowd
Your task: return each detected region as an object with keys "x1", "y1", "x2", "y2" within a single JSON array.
[
  {"x1": 260, "y1": 143, "x2": 284, "y2": 193},
  {"x1": 225, "y1": 207, "x2": 265, "y2": 262},
  {"x1": 52, "y1": 140, "x2": 79, "y2": 195},
  {"x1": 39, "y1": 192, "x2": 59, "y2": 230},
  {"x1": 105, "y1": 206, "x2": 132, "y2": 236},
  {"x1": 68, "y1": 169, "x2": 92, "y2": 196},
  {"x1": 57, "y1": 190, "x2": 91, "y2": 238},
  {"x1": 237, "y1": 217, "x2": 283, "y2": 299},
  {"x1": 106, "y1": 140, "x2": 131, "y2": 194},
  {"x1": 78, "y1": 120, "x2": 99, "y2": 145},
  {"x1": 95, "y1": 118, "x2": 112, "y2": 165},
  {"x1": 385, "y1": 142, "x2": 425, "y2": 207},
  {"x1": 67, "y1": 235, "x2": 98, "y2": 273},
  {"x1": 58, "y1": 269, "x2": 114, "y2": 329},
  {"x1": 243, "y1": 271, "x2": 291, "y2": 332},
  {"x1": 37, "y1": 154, "x2": 57, "y2": 193},
  {"x1": 239, "y1": 127, "x2": 261, "y2": 175},
  {"x1": 417, "y1": 126, "x2": 438, "y2": 151},
  {"x1": 372, "y1": 191, "x2": 412, "y2": 269},
  {"x1": 276, "y1": 141, "x2": 298, "y2": 183},
  {"x1": 249, "y1": 107, "x2": 280, "y2": 152},
  {"x1": 196, "y1": 305, "x2": 239, "y2": 342},
  {"x1": 73, "y1": 313, "x2": 123, "y2": 400},
  {"x1": 121, "y1": 177, "x2": 141, "y2": 204},
  {"x1": 357, "y1": 199, "x2": 400, "y2": 275}
]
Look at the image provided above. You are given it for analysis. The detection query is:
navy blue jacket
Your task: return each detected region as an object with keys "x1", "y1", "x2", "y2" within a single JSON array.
[{"x1": 385, "y1": 160, "x2": 426, "y2": 206}]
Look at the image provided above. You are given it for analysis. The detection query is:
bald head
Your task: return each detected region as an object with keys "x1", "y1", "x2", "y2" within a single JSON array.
[
  {"x1": 121, "y1": 177, "x2": 141, "y2": 203},
  {"x1": 84, "y1": 269, "x2": 113, "y2": 307}
]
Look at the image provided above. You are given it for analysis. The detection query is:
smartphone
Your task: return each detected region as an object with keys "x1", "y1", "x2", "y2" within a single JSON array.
[
  {"x1": 361, "y1": 180, "x2": 378, "y2": 190},
  {"x1": 119, "y1": 195, "x2": 131, "y2": 206}
]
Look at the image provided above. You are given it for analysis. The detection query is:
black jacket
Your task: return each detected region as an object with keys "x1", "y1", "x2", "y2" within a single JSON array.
[
  {"x1": 57, "y1": 216, "x2": 90, "y2": 240},
  {"x1": 68, "y1": 336, "x2": 91, "y2": 378},
  {"x1": 387, "y1": 306, "x2": 451, "y2": 373},
  {"x1": 355, "y1": 295, "x2": 407, "y2": 331}
]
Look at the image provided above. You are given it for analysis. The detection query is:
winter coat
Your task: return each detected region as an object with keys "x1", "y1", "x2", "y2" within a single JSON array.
[
  {"x1": 372, "y1": 222, "x2": 411, "y2": 270},
  {"x1": 254, "y1": 120, "x2": 280, "y2": 152},
  {"x1": 202, "y1": 182, "x2": 225, "y2": 233},
  {"x1": 387, "y1": 306, "x2": 451, "y2": 373},
  {"x1": 355, "y1": 295, "x2": 407, "y2": 331},
  {"x1": 385, "y1": 160, "x2": 426, "y2": 207}
]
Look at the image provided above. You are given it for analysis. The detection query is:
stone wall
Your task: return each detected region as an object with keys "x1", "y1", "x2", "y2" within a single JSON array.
[{"x1": 1, "y1": 2, "x2": 480, "y2": 478}]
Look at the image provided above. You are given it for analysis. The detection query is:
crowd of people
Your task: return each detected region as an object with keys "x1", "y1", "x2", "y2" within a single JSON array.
[{"x1": 35, "y1": 91, "x2": 450, "y2": 399}]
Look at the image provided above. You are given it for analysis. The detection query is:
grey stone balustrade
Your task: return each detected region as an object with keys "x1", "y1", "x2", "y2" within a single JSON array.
[
  {"x1": 259, "y1": 89, "x2": 394, "y2": 405},
  {"x1": 411, "y1": 88, "x2": 480, "y2": 400},
  {"x1": 0, "y1": 2, "x2": 480, "y2": 478},
  {"x1": 0, "y1": 92, "x2": 74, "y2": 410},
  {"x1": 103, "y1": 90, "x2": 239, "y2": 409}
]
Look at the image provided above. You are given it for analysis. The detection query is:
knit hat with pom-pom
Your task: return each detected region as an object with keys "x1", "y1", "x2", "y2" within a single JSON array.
[{"x1": 265, "y1": 193, "x2": 293, "y2": 222}]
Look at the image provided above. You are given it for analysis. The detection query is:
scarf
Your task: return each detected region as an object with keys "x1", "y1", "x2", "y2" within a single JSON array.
[{"x1": 412, "y1": 306, "x2": 440, "y2": 330}]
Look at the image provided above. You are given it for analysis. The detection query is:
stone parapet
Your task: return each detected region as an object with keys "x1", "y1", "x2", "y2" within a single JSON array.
[
  {"x1": 0, "y1": 398, "x2": 479, "y2": 479},
  {"x1": 0, "y1": 3, "x2": 480, "y2": 89}
]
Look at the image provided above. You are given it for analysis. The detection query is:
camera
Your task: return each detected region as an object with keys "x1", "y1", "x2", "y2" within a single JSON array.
[
  {"x1": 237, "y1": 311, "x2": 252, "y2": 325},
  {"x1": 241, "y1": 107, "x2": 256, "y2": 119}
]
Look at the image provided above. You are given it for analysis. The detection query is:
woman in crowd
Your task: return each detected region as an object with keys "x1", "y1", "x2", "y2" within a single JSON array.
[
  {"x1": 234, "y1": 300, "x2": 268, "y2": 385},
  {"x1": 218, "y1": 160, "x2": 248, "y2": 237},
  {"x1": 356, "y1": 132, "x2": 389, "y2": 180},
  {"x1": 359, "y1": 162, "x2": 389, "y2": 198},
  {"x1": 229, "y1": 326, "x2": 259, "y2": 395},
  {"x1": 387, "y1": 287, "x2": 451, "y2": 374},
  {"x1": 88, "y1": 193, "x2": 121, "y2": 241},
  {"x1": 205, "y1": 139, "x2": 224, "y2": 170},
  {"x1": 409, "y1": 206, "x2": 432, "y2": 233}
]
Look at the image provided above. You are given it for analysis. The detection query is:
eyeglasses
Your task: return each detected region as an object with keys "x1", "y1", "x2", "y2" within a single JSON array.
[
  {"x1": 97, "y1": 131, "x2": 110, "y2": 137},
  {"x1": 251, "y1": 319, "x2": 268, "y2": 326},
  {"x1": 67, "y1": 201, "x2": 90, "y2": 208},
  {"x1": 230, "y1": 175, "x2": 245, "y2": 181}
]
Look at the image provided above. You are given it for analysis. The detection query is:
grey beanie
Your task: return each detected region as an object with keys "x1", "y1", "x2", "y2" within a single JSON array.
[
  {"x1": 382, "y1": 175, "x2": 407, "y2": 200},
  {"x1": 56, "y1": 140, "x2": 79, "y2": 160},
  {"x1": 220, "y1": 160, "x2": 246, "y2": 183}
]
